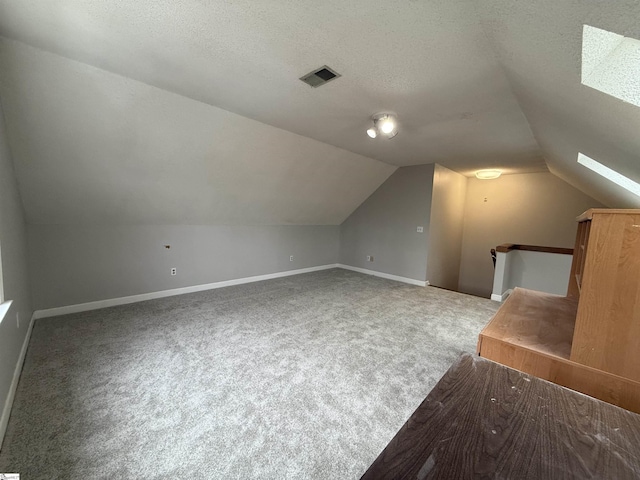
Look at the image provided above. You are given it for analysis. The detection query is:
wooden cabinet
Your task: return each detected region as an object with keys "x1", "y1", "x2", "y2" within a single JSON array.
[
  {"x1": 567, "y1": 216, "x2": 590, "y2": 297},
  {"x1": 570, "y1": 209, "x2": 640, "y2": 381},
  {"x1": 478, "y1": 209, "x2": 640, "y2": 413}
]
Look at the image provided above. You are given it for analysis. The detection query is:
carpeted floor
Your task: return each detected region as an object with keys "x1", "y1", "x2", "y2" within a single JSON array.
[{"x1": 0, "y1": 268, "x2": 498, "y2": 479}]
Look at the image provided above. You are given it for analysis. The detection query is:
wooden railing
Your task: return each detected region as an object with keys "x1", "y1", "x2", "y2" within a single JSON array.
[
  {"x1": 495, "y1": 243, "x2": 573, "y2": 255},
  {"x1": 491, "y1": 244, "x2": 574, "y2": 301}
]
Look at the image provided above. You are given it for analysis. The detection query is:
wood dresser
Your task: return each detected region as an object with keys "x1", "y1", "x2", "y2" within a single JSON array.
[
  {"x1": 361, "y1": 354, "x2": 640, "y2": 479},
  {"x1": 477, "y1": 208, "x2": 640, "y2": 413}
]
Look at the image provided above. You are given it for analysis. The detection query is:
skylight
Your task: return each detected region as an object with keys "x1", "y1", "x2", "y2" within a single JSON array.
[
  {"x1": 578, "y1": 153, "x2": 640, "y2": 197},
  {"x1": 582, "y1": 25, "x2": 640, "y2": 108}
]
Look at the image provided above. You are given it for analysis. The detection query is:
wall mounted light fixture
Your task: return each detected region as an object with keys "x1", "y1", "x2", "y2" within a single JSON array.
[
  {"x1": 475, "y1": 169, "x2": 502, "y2": 180},
  {"x1": 366, "y1": 113, "x2": 398, "y2": 139}
]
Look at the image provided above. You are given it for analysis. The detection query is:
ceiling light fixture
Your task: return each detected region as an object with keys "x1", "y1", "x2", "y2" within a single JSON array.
[
  {"x1": 366, "y1": 113, "x2": 398, "y2": 139},
  {"x1": 475, "y1": 169, "x2": 502, "y2": 180}
]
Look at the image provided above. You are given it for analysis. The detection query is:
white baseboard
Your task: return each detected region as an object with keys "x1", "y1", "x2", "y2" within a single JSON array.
[
  {"x1": 491, "y1": 289, "x2": 513, "y2": 302},
  {"x1": 7, "y1": 262, "x2": 421, "y2": 448},
  {"x1": 34, "y1": 263, "x2": 427, "y2": 321},
  {"x1": 337, "y1": 264, "x2": 427, "y2": 287},
  {"x1": 34, "y1": 264, "x2": 341, "y2": 320},
  {"x1": 0, "y1": 311, "x2": 35, "y2": 452}
]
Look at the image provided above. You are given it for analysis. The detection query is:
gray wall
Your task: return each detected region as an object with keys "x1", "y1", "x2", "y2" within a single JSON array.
[
  {"x1": 493, "y1": 250, "x2": 573, "y2": 298},
  {"x1": 28, "y1": 225, "x2": 339, "y2": 310},
  {"x1": 427, "y1": 165, "x2": 467, "y2": 290},
  {"x1": 0, "y1": 100, "x2": 32, "y2": 437},
  {"x1": 458, "y1": 172, "x2": 604, "y2": 298},
  {"x1": 24, "y1": 168, "x2": 607, "y2": 311},
  {"x1": 339, "y1": 164, "x2": 435, "y2": 281},
  {"x1": 0, "y1": 39, "x2": 395, "y2": 227}
]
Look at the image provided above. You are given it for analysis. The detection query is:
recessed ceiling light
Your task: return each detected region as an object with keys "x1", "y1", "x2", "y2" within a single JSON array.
[{"x1": 475, "y1": 170, "x2": 502, "y2": 180}]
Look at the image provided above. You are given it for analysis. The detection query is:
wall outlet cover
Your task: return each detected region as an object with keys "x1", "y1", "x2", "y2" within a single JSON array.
[
  {"x1": 171, "y1": 268, "x2": 177, "y2": 275},
  {"x1": 417, "y1": 226, "x2": 424, "y2": 233}
]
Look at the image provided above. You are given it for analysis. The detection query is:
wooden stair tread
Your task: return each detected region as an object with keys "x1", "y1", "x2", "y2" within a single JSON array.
[{"x1": 480, "y1": 287, "x2": 578, "y2": 359}]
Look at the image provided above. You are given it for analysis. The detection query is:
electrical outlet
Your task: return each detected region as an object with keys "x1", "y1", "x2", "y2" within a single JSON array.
[
  {"x1": 366, "y1": 255, "x2": 370, "y2": 261},
  {"x1": 290, "y1": 255, "x2": 294, "y2": 261},
  {"x1": 417, "y1": 226, "x2": 424, "y2": 233},
  {"x1": 171, "y1": 267, "x2": 177, "y2": 276}
]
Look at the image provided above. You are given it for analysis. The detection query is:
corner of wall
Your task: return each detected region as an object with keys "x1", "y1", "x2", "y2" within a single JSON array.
[
  {"x1": 0, "y1": 98, "x2": 34, "y2": 450},
  {"x1": 338, "y1": 164, "x2": 436, "y2": 282},
  {"x1": 427, "y1": 164, "x2": 468, "y2": 290}
]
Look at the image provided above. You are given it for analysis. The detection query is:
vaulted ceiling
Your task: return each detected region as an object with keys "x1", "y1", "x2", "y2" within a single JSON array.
[
  {"x1": 0, "y1": 0, "x2": 638, "y2": 225},
  {"x1": 478, "y1": 0, "x2": 640, "y2": 208}
]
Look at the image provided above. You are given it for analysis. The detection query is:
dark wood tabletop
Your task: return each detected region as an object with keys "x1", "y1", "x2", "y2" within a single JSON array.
[{"x1": 361, "y1": 353, "x2": 640, "y2": 479}]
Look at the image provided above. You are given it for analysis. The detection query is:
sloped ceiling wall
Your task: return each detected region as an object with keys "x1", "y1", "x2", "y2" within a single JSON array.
[
  {"x1": 0, "y1": 1, "x2": 638, "y2": 228},
  {"x1": 0, "y1": 0, "x2": 542, "y2": 172},
  {"x1": 0, "y1": 39, "x2": 394, "y2": 225},
  {"x1": 479, "y1": 0, "x2": 640, "y2": 208}
]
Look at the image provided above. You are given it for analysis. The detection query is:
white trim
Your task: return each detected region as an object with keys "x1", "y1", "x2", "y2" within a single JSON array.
[
  {"x1": 0, "y1": 311, "x2": 35, "y2": 452},
  {"x1": 34, "y1": 264, "x2": 340, "y2": 320},
  {"x1": 337, "y1": 264, "x2": 427, "y2": 287},
  {"x1": 491, "y1": 289, "x2": 513, "y2": 302},
  {"x1": 34, "y1": 263, "x2": 428, "y2": 321}
]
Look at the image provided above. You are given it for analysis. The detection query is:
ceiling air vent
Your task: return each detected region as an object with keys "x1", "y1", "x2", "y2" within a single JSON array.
[{"x1": 299, "y1": 66, "x2": 341, "y2": 88}]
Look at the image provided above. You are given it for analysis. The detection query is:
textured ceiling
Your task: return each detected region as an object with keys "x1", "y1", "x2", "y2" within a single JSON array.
[
  {"x1": 478, "y1": 0, "x2": 640, "y2": 207},
  {"x1": 0, "y1": 0, "x2": 638, "y2": 227},
  {"x1": 0, "y1": 0, "x2": 542, "y2": 174},
  {"x1": 0, "y1": 39, "x2": 394, "y2": 225}
]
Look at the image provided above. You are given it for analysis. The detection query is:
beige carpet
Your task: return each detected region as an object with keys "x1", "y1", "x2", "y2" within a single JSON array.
[{"x1": 0, "y1": 268, "x2": 498, "y2": 479}]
